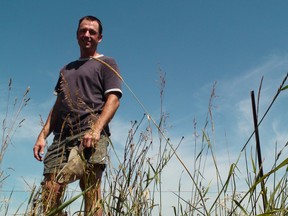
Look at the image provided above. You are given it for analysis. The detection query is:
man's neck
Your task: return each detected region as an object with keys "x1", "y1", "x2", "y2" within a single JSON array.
[
  {"x1": 79, "y1": 53, "x2": 103, "y2": 59},
  {"x1": 80, "y1": 50, "x2": 101, "y2": 58}
]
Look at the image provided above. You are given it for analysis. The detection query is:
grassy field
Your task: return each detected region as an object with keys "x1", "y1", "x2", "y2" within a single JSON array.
[{"x1": 1, "y1": 74, "x2": 288, "y2": 215}]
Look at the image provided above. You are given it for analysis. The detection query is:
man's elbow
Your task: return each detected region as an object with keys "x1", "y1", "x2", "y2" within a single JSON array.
[{"x1": 106, "y1": 92, "x2": 121, "y2": 109}]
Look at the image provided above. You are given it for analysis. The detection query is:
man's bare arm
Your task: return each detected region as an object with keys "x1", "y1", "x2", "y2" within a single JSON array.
[
  {"x1": 82, "y1": 92, "x2": 120, "y2": 148},
  {"x1": 33, "y1": 96, "x2": 60, "y2": 161}
]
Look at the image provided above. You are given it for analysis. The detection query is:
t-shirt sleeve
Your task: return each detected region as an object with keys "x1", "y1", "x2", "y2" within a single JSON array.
[
  {"x1": 101, "y1": 57, "x2": 123, "y2": 98},
  {"x1": 54, "y1": 74, "x2": 62, "y2": 95},
  {"x1": 54, "y1": 65, "x2": 67, "y2": 95}
]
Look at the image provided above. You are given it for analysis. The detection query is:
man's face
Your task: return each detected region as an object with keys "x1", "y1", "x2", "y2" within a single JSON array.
[{"x1": 77, "y1": 19, "x2": 102, "y2": 54}]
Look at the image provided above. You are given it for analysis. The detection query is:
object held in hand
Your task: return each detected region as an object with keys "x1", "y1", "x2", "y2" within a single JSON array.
[{"x1": 56, "y1": 146, "x2": 85, "y2": 184}]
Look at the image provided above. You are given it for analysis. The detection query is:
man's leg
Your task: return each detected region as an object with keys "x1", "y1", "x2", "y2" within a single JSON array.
[
  {"x1": 42, "y1": 173, "x2": 66, "y2": 215},
  {"x1": 79, "y1": 164, "x2": 104, "y2": 216}
]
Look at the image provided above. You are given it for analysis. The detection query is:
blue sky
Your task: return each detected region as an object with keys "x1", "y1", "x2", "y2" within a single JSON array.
[{"x1": 1, "y1": 0, "x2": 288, "y2": 215}]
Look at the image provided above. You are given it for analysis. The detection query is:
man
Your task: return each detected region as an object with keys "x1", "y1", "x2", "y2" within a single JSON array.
[{"x1": 33, "y1": 15, "x2": 122, "y2": 216}]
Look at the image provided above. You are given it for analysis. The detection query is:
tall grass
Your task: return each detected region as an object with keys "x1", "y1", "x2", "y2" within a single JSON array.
[
  {"x1": 2, "y1": 71, "x2": 288, "y2": 215},
  {"x1": 100, "y1": 72, "x2": 288, "y2": 216},
  {"x1": 0, "y1": 79, "x2": 30, "y2": 214}
]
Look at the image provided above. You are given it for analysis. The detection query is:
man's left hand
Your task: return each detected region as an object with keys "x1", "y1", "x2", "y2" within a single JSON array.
[{"x1": 82, "y1": 129, "x2": 101, "y2": 148}]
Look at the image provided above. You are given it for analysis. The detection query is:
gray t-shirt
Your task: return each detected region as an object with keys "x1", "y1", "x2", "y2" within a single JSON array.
[{"x1": 53, "y1": 56, "x2": 122, "y2": 136}]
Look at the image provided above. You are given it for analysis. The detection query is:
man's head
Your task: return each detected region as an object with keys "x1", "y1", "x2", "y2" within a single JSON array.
[
  {"x1": 77, "y1": 16, "x2": 103, "y2": 36},
  {"x1": 77, "y1": 16, "x2": 103, "y2": 58}
]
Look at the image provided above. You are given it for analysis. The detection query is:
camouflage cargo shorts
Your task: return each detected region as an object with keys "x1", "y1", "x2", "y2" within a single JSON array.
[{"x1": 43, "y1": 133, "x2": 109, "y2": 175}]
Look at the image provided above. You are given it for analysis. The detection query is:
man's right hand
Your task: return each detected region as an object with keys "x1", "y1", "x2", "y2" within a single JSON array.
[{"x1": 33, "y1": 137, "x2": 46, "y2": 161}]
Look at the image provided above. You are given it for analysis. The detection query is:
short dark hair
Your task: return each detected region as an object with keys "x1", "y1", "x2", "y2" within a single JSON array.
[{"x1": 77, "y1": 15, "x2": 103, "y2": 35}]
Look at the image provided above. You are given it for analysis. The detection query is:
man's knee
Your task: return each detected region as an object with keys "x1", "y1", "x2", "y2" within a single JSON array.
[
  {"x1": 42, "y1": 174, "x2": 65, "y2": 198},
  {"x1": 79, "y1": 164, "x2": 104, "y2": 190}
]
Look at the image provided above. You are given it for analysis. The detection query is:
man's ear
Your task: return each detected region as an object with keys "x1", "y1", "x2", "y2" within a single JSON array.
[{"x1": 98, "y1": 35, "x2": 103, "y2": 43}]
